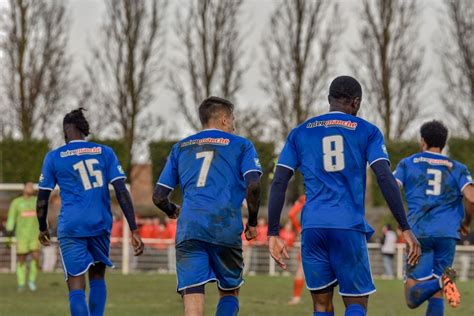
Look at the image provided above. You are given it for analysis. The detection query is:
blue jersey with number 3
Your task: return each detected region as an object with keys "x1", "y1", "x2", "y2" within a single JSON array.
[
  {"x1": 158, "y1": 129, "x2": 262, "y2": 248},
  {"x1": 394, "y1": 152, "x2": 472, "y2": 239},
  {"x1": 278, "y1": 112, "x2": 388, "y2": 238},
  {"x1": 38, "y1": 140, "x2": 126, "y2": 238}
]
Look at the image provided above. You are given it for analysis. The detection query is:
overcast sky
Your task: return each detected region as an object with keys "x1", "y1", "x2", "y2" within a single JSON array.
[{"x1": 0, "y1": 0, "x2": 451, "y2": 157}]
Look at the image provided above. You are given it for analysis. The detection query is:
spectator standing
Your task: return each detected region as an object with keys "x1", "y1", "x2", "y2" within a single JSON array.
[{"x1": 381, "y1": 224, "x2": 397, "y2": 279}]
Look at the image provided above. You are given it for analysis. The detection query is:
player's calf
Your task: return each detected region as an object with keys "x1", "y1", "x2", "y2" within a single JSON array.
[
  {"x1": 310, "y1": 287, "x2": 335, "y2": 314},
  {"x1": 216, "y1": 289, "x2": 239, "y2": 316}
]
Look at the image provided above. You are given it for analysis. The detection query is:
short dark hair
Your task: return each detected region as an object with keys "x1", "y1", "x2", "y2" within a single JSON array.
[
  {"x1": 420, "y1": 120, "x2": 448, "y2": 150},
  {"x1": 63, "y1": 108, "x2": 90, "y2": 137},
  {"x1": 198, "y1": 96, "x2": 234, "y2": 125},
  {"x1": 329, "y1": 76, "x2": 362, "y2": 101}
]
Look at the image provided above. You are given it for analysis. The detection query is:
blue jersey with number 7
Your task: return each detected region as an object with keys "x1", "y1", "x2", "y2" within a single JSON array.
[
  {"x1": 158, "y1": 129, "x2": 262, "y2": 248},
  {"x1": 38, "y1": 140, "x2": 126, "y2": 238},
  {"x1": 277, "y1": 112, "x2": 388, "y2": 238}
]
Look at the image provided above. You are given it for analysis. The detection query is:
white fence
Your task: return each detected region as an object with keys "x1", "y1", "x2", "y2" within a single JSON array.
[{"x1": 1, "y1": 237, "x2": 474, "y2": 281}]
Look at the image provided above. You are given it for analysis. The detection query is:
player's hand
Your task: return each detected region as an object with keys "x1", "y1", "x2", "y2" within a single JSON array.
[
  {"x1": 39, "y1": 230, "x2": 51, "y2": 246},
  {"x1": 460, "y1": 221, "x2": 470, "y2": 236},
  {"x1": 244, "y1": 224, "x2": 257, "y2": 241},
  {"x1": 402, "y1": 229, "x2": 421, "y2": 266},
  {"x1": 168, "y1": 205, "x2": 181, "y2": 219},
  {"x1": 131, "y1": 230, "x2": 144, "y2": 256},
  {"x1": 268, "y1": 236, "x2": 290, "y2": 270}
]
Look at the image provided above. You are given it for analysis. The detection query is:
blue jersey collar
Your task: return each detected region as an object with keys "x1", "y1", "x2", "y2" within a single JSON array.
[
  {"x1": 201, "y1": 128, "x2": 223, "y2": 132},
  {"x1": 68, "y1": 140, "x2": 87, "y2": 143},
  {"x1": 424, "y1": 150, "x2": 447, "y2": 157}
]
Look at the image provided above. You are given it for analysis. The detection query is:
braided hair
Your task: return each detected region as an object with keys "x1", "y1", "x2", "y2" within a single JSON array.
[{"x1": 63, "y1": 108, "x2": 90, "y2": 137}]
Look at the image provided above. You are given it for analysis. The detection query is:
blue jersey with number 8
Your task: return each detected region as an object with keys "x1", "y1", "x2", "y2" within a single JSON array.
[
  {"x1": 39, "y1": 140, "x2": 126, "y2": 238},
  {"x1": 278, "y1": 112, "x2": 388, "y2": 238},
  {"x1": 158, "y1": 129, "x2": 262, "y2": 248}
]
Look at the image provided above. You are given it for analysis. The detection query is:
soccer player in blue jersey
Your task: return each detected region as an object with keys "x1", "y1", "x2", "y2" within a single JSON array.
[
  {"x1": 152, "y1": 96, "x2": 262, "y2": 316},
  {"x1": 36, "y1": 108, "x2": 144, "y2": 316},
  {"x1": 394, "y1": 120, "x2": 474, "y2": 313},
  {"x1": 267, "y1": 76, "x2": 421, "y2": 316}
]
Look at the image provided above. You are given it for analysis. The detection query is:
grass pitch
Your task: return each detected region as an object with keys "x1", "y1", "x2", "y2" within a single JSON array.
[{"x1": 0, "y1": 273, "x2": 473, "y2": 315}]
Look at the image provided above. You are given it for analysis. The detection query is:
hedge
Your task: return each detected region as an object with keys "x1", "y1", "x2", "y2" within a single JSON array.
[
  {"x1": 371, "y1": 141, "x2": 420, "y2": 206},
  {"x1": 449, "y1": 138, "x2": 474, "y2": 175},
  {"x1": 0, "y1": 139, "x2": 50, "y2": 183},
  {"x1": 90, "y1": 139, "x2": 129, "y2": 176},
  {"x1": 149, "y1": 140, "x2": 275, "y2": 205}
]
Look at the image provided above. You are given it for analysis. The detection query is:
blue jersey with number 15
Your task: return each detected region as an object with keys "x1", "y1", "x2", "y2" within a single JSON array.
[
  {"x1": 38, "y1": 140, "x2": 126, "y2": 238},
  {"x1": 278, "y1": 112, "x2": 389, "y2": 238},
  {"x1": 158, "y1": 129, "x2": 262, "y2": 248}
]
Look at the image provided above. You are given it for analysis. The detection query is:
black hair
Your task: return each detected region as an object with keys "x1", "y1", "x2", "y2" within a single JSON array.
[
  {"x1": 385, "y1": 224, "x2": 393, "y2": 231},
  {"x1": 328, "y1": 76, "x2": 362, "y2": 102},
  {"x1": 420, "y1": 120, "x2": 448, "y2": 150},
  {"x1": 198, "y1": 96, "x2": 234, "y2": 126},
  {"x1": 63, "y1": 108, "x2": 90, "y2": 136}
]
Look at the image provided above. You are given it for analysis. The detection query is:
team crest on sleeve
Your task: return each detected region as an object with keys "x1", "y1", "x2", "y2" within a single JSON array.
[
  {"x1": 382, "y1": 144, "x2": 388, "y2": 154},
  {"x1": 39, "y1": 173, "x2": 44, "y2": 182},
  {"x1": 117, "y1": 165, "x2": 125, "y2": 174},
  {"x1": 468, "y1": 175, "x2": 473, "y2": 182},
  {"x1": 254, "y1": 158, "x2": 261, "y2": 168}
]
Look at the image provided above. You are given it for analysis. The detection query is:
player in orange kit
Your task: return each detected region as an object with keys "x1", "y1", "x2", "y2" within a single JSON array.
[{"x1": 287, "y1": 195, "x2": 306, "y2": 305}]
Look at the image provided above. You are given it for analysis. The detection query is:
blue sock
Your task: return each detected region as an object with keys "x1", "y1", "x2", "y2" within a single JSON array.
[
  {"x1": 407, "y1": 279, "x2": 441, "y2": 308},
  {"x1": 69, "y1": 289, "x2": 89, "y2": 316},
  {"x1": 345, "y1": 304, "x2": 366, "y2": 316},
  {"x1": 216, "y1": 296, "x2": 239, "y2": 316},
  {"x1": 314, "y1": 312, "x2": 334, "y2": 316},
  {"x1": 89, "y1": 279, "x2": 107, "y2": 316},
  {"x1": 425, "y1": 297, "x2": 444, "y2": 316}
]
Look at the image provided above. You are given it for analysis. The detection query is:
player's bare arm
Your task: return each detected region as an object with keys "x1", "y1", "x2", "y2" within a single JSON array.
[
  {"x1": 371, "y1": 160, "x2": 421, "y2": 266},
  {"x1": 267, "y1": 165, "x2": 294, "y2": 270},
  {"x1": 461, "y1": 184, "x2": 474, "y2": 236},
  {"x1": 36, "y1": 188, "x2": 52, "y2": 246},
  {"x1": 112, "y1": 178, "x2": 144, "y2": 256},
  {"x1": 152, "y1": 184, "x2": 181, "y2": 219},
  {"x1": 244, "y1": 171, "x2": 261, "y2": 241}
]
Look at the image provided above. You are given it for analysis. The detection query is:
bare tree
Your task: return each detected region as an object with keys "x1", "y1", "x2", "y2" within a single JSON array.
[
  {"x1": 170, "y1": 0, "x2": 245, "y2": 131},
  {"x1": 439, "y1": 0, "x2": 473, "y2": 136},
  {"x1": 0, "y1": 0, "x2": 71, "y2": 140},
  {"x1": 261, "y1": 0, "x2": 341, "y2": 141},
  {"x1": 351, "y1": 0, "x2": 425, "y2": 141},
  {"x1": 84, "y1": 0, "x2": 167, "y2": 176}
]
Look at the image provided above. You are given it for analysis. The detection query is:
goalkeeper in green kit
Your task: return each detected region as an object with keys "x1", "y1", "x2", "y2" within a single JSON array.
[{"x1": 6, "y1": 182, "x2": 41, "y2": 292}]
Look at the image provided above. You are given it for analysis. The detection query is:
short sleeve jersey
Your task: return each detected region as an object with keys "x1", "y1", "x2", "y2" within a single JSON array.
[
  {"x1": 278, "y1": 112, "x2": 389, "y2": 237},
  {"x1": 158, "y1": 129, "x2": 262, "y2": 248},
  {"x1": 39, "y1": 140, "x2": 126, "y2": 238},
  {"x1": 394, "y1": 151, "x2": 472, "y2": 239}
]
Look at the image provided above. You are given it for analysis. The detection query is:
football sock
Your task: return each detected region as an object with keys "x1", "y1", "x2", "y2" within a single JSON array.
[
  {"x1": 17, "y1": 263, "x2": 26, "y2": 287},
  {"x1": 216, "y1": 295, "x2": 239, "y2": 316},
  {"x1": 407, "y1": 279, "x2": 441, "y2": 308},
  {"x1": 89, "y1": 279, "x2": 107, "y2": 316},
  {"x1": 69, "y1": 289, "x2": 89, "y2": 316},
  {"x1": 425, "y1": 297, "x2": 444, "y2": 316},
  {"x1": 28, "y1": 260, "x2": 38, "y2": 283},
  {"x1": 293, "y1": 278, "x2": 304, "y2": 298},
  {"x1": 345, "y1": 304, "x2": 366, "y2": 316},
  {"x1": 314, "y1": 312, "x2": 334, "y2": 316}
]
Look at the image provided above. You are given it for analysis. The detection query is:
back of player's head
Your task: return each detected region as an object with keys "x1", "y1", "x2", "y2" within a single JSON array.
[
  {"x1": 63, "y1": 108, "x2": 90, "y2": 137},
  {"x1": 198, "y1": 96, "x2": 234, "y2": 126},
  {"x1": 420, "y1": 120, "x2": 448, "y2": 150},
  {"x1": 328, "y1": 76, "x2": 362, "y2": 102}
]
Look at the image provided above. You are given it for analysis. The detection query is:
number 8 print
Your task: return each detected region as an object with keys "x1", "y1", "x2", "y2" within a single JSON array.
[{"x1": 322, "y1": 135, "x2": 345, "y2": 172}]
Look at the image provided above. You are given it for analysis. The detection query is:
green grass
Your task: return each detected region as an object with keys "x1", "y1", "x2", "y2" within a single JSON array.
[{"x1": 0, "y1": 273, "x2": 473, "y2": 315}]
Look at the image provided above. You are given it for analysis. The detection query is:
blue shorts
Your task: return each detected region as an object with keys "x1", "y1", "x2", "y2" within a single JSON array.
[
  {"x1": 58, "y1": 233, "x2": 113, "y2": 280},
  {"x1": 176, "y1": 240, "x2": 243, "y2": 293},
  {"x1": 406, "y1": 237, "x2": 456, "y2": 281},
  {"x1": 301, "y1": 228, "x2": 376, "y2": 296}
]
